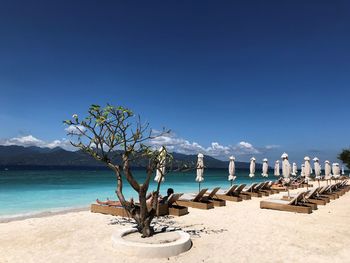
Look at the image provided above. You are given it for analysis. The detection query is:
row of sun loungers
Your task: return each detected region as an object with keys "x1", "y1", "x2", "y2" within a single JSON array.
[
  {"x1": 90, "y1": 179, "x2": 349, "y2": 218},
  {"x1": 260, "y1": 180, "x2": 349, "y2": 214}
]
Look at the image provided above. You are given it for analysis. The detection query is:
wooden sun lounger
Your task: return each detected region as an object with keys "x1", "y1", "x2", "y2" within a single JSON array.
[
  {"x1": 91, "y1": 203, "x2": 132, "y2": 217},
  {"x1": 215, "y1": 185, "x2": 243, "y2": 202},
  {"x1": 167, "y1": 194, "x2": 189, "y2": 216},
  {"x1": 282, "y1": 187, "x2": 326, "y2": 206},
  {"x1": 233, "y1": 184, "x2": 251, "y2": 200},
  {"x1": 91, "y1": 193, "x2": 187, "y2": 217},
  {"x1": 242, "y1": 183, "x2": 262, "y2": 197},
  {"x1": 203, "y1": 187, "x2": 226, "y2": 206},
  {"x1": 281, "y1": 190, "x2": 318, "y2": 210},
  {"x1": 260, "y1": 192, "x2": 312, "y2": 214},
  {"x1": 271, "y1": 185, "x2": 288, "y2": 191},
  {"x1": 262, "y1": 181, "x2": 279, "y2": 194},
  {"x1": 176, "y1": 188, "x2": 214, "y2": 210},
  {"x1": 319, "y1": 185, "x2": 340, "y2": 199},
  {"x1": 90, "y1": 202, "x2": 169, "y2": 217},
  {"x1": 255, "y1": 182, "x2": 270, "y2": 196}
]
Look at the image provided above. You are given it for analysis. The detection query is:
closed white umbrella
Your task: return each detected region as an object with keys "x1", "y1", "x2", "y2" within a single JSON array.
[
  {"x1": 249, "y1": 157, "x2": 256, "y2": 178},
  {"x1": 291, "y1": 162, "x2": 298, "y2": 176},
  {"x1": 332, "y1": 163, "x2": 340, "y2": 179},
  {"x1": 261, "y1": 158, "x2": 268, "y2": 177},
  {"x1": 281, "y1": 153, "x2": 291, "y2": 197},
  {"x1": 332, "y1": 163, "x2": 336, "y2": 177},
  {"x1": 341, "y1": 165, "x2": 345, "y2": 175},
  {"x1": 154, "y1": 146, "x2": 167, "y2": 183},
  {"x1": 281, "y1": 153, "x2": 290, "y2": 183},
  {"x1": 336, "y1": 163, "x2": 341, "y2": 177},
  {"x1": 196, "y1": 153, "x2": 204, "y2": 191},
  {"x1": 274, "y1": 160, "x2": 280, "y2": 176},
  {"x1": 228, "y1": 156, "x2": 236, "y2": 185},
  {"x1": 301, "y1": 164, "x2": 305, "y2": 177},
  {"x1": 313, "y1": 157, "x2": 321, "y2": 187},
  {"x1": 304, "y1": 156, "x2": 311, "y2": 189},
  {"x1": 313, "y1": 157, "x2": 321, "y2": 179},
  {"x1": 324, "y1": 161, "x2": 331, "y2": 179}
]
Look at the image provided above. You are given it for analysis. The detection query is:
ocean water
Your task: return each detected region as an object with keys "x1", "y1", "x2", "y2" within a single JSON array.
[{"x1": 0, "y1": 168, "x2": 276, "y2": 218}]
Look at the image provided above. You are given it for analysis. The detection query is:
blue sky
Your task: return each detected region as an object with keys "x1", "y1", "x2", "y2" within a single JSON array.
[{"x1": 0, "y1": 0, "x2": 349, "y2": 163}]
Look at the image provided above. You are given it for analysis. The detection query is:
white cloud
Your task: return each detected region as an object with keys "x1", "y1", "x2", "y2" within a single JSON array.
[
  {"x1": 65, "y1": 125, "x2": 86, "y2": 135},
  {"x1": 0, "y1": 133, "x2": 276, "y2": 160},
  {"x1": 233, "y1": 141, "x2": 260, "y2": 155},
  {"x1": 265, "y1": 145, "x2": 280, "y2": 149},
  {"x1": 149, "y1": 133, "x2": 205, "y2": 154},
  {"x1": 149, "y1": 133, "x2": 261, "y2": 159},
  {"x1": 0, "y1": 135, "x2": 45, "y2": 147},
  {"x1": 0, "y1": 135, "x2": 74, "y2": 150},
  {"x1": 238, "y1": 141, "x2": 253, "y2": 149}
]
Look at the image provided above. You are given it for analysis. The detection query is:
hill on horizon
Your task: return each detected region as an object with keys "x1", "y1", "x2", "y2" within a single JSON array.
[{"x1": 0, "y1": 145, "x2": 263, "y2": 169}]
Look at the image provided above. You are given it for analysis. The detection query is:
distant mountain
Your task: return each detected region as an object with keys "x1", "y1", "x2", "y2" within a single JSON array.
[{"x1": 0, "y1": 145, "x2": 260, "y2": 169}]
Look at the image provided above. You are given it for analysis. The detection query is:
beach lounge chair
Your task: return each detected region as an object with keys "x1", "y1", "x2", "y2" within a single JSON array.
[
  {"x1": 255, "y1": 182, "x2": 270, "y2": 196},
  {"x1": 203, "y1": 187, "x2": 226, "y2": 206},
  {"x1": 335, "y1": 181, "x2": 349, "y2": 195},
  {"x1": 260, "y1": 191, "x2": 312, "y2": 214},
  {"x1": 282, "y1": 188, "x2": 322, "y2": 208},
  {"x1": 242, "y1": 183, "x2": 262, "y2": 197},
  {"x1": 322, "y1": 184, "x2": 341, "y2": 199},
  {"x1": 91, "y1": 201, "x2": 168, "y2": 218},
  {"x1": 300, "y1": 178, "x2": 313, "y2": 188},
  {"x1": 91, "y1": 193, "x2": 185, "y2": 217},
  {"x1": 317, "y1": 185, "x2": 337, "y2": 200},
  {"x1": 261, "y1": 181, "x2": 279, "y2": 194},
  {"x1": 176, "y1": 188, "x2": 214, "y2": 210},
  {"x1": 232, "y1": 184, "x2": 251, "y2": 200},
  {"x1": 215, "y1": 185, "x2": 243, "y2": 202},
  {"x1": 167, "y1": 194, "x2": 189, "y2": 216},
  {"x1": 339, "y1": 180, "x2": 350, "y2": 193},
  {"x1": 270, "y1": 183, "x2": 288, "y2": 192}
]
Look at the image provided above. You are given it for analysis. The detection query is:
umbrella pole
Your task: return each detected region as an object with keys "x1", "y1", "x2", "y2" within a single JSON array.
[{"x1": 199, "y1": 182, "x2": 201, "y2": 192}]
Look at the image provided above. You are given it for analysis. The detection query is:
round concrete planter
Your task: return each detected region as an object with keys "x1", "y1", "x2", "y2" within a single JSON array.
[{"x1": 111, "y1": 228, "x2": 191, "y2": 258}]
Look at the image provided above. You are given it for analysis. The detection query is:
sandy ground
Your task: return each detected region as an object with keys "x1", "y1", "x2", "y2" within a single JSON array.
[{"x1": 1, "y1": 181, "x2": 350, "y2": 263}]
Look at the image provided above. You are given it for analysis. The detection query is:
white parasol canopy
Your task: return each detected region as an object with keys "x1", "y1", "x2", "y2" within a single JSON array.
[
  {"x1": 228, "y1": 156, "x2": 236, "y2": 182},
  {"x1": 332, "y1": 163, "x2": 340, "y2": 178},
  {"x1": 304, "y1": 156, "x2": 311, "y2": 181},
  {"x1": 249, "y1": 157, "x2": 256, "y2": 178},
  {"x1": 301, "y1": 164, "x2": 305, "y2": 177},
  {"x1": 313, "y1": 157, "x2": 321, "y2": 179},
  {"x1": 291, "y1": 162, "x2": 298, "y2": 176},
  {"x1": 281, "y1": 153, "x2": 290, "y2": 182},
  {"x1": 274, "y1": 160, "x2": 280, "y2": 176},
  {"x1": 196, "y1": 153, "x2": 204, "y2": 182},
  {"x1": 154, "y1": 146, "x2": 167, "y2": 183},
  {"x1": 261, "y1": 158, "x2": 268, "y2": 177},
  {"x1": 341, "y1": 165, "x2": 345, "y2": 175},
  {"x1": 324, "y1": 160, "x2": 332, "y2": 179}
]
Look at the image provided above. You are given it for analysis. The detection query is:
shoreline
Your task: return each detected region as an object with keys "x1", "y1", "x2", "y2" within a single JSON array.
[
  {"x1": 0, "y1": 206, "x2": 90, "y2": 223},
  {"x1": 1, "y1": 180, "x2": 350, "y2": 262}
]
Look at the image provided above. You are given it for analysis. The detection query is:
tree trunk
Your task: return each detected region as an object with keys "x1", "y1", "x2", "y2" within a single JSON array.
[
  {"x1": 139, "y1": 214, "x2": 155, "y2": 238},
  {"x1": 128, "y1": 205, "x2": 155, "y2": 237},
  {"x1": 113, "y1": 163, "x2": 157, "y2": 238}
]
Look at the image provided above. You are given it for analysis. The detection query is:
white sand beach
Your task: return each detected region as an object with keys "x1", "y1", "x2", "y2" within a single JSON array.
[{"x1": 1, "y1": 182, "x2": 350, "y2": 263}]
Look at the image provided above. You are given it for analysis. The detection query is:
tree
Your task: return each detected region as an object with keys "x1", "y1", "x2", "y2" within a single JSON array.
[
  {"x1": 338, "y1": 148, "x2": 350, "y2": 169},
  {"x1": 64, "y1": 104, "x2": 172, "y2": 237}
]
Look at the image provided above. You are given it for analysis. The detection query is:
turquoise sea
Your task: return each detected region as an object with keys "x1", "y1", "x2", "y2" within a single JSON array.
[{"x1": 0, "y1": 167, "x2": 278, "y2": 218}]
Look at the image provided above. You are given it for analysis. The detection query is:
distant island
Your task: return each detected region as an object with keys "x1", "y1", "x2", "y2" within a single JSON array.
[{"x1": 0, "y1": 145, "x2": 262, "y2": 169}]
